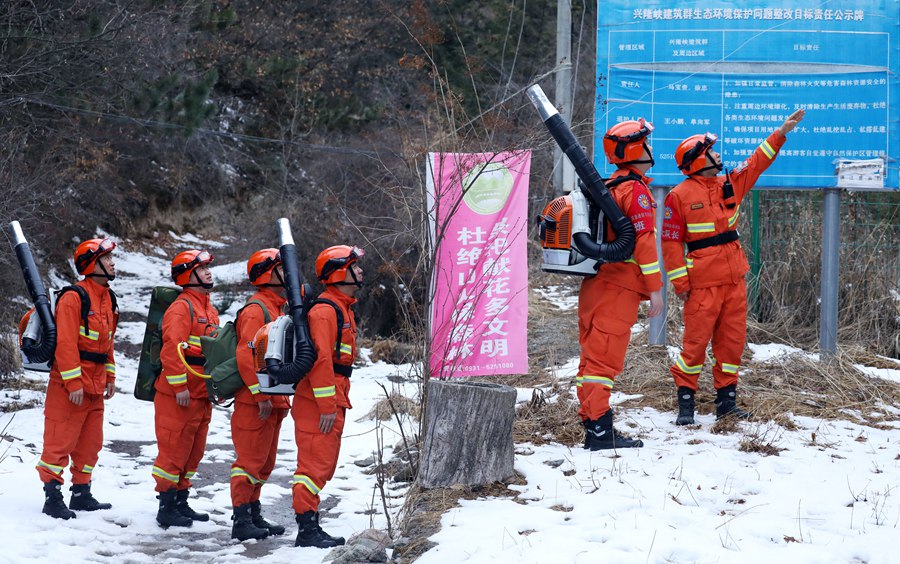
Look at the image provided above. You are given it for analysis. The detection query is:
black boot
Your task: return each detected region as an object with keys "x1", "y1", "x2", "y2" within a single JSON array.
[
  {"x1": 42, "y1": 482, "x2": 76, "y2": 520},
  {"x1": 715, "y1": 385, "x2": 752, "y2": 420},
  {"x1": 294, "y1": 511, "x2": 344, "y2": 548},
  {"x1": 314, "y1": 512, "x2": 345, "y2": 545},
  {"x1": 250, "y1": 500, "x2": 285, "y2": 535},
  {"x1": 156, "y1": 489, "x2": 192, "y2": 528},
  {"x1": 584, "y1": 411, "x2": 643, "y2": 450},
  {"x1": 232, "y1": 504, "x2": 269, "y2": 541},
  {"x1": 675, "y1": 387, "x2": 696, "y2": 426},
  {"x1": 69, "y1": 482, "x2": 112, "y2": 511},
  {"x1": 175, "y1": 488, "x2": 210, "y2": 522}
]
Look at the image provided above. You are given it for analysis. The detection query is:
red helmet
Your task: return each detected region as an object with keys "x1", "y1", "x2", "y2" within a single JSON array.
[
  {"x1": 171, "y1": 249, "x2": 213, "y2": 286},
  {"x1": 603, "y1": 118, "x2": 654, "y2": 164},
  {"x1": 74, "y1": 238, "x2": 116, "y2": 275},
  {"x1": 316, "y1": 245, "x2": 364, "y2": 285},
  {"x1": 676, "y1": 133, "x2": 718, "y2": 175},
  {"x1": 247, "y1": 248, "x2": 282, "y2": 286}
]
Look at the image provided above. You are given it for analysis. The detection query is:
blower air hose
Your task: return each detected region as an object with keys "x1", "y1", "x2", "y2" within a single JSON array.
[
  {"x1": 10, "y1": 221, "x2": 57, "y2": 364},
  {"x1": 265, "y1": 218, "x2": 317, "y2": 385},
  {"x1": 526, "y1": 85, "x2": 636, "y2": 263}
]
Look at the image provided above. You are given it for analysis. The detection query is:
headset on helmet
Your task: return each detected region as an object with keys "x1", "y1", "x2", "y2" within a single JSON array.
[
  {"x1": 316, "y1": 245, "x2": 364, "y2": 286},
  {"x1": 247, "y1": 248, "x2": 283, "y2": 286},
  {"x1": 603, "y1": 118, "x2": 654, "y2": 164},
  {"x1": 74, "y1": 238, "x2": 116, "y2": 276},
  {"x1": 676, "y1": 133, "x2": 719, "y2": 175},
  {"x1": 171, "y1": 249, "x2": 214, "y2": 286}
]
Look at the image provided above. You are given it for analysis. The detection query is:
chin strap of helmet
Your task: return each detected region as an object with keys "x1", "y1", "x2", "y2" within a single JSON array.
[
  {"x1": 262, "y1": 269, "x2": 286, "y2": 289},
  {"x1": 690, "y1": 148, "x2": 723, "y2": 176},
  {"x1": 332, "y1": 265, "x2": 363, "y2": 288},
  {"x1": 90, "y1": 260, "x2": 115, "y2": 282},
  {"x1": 183, "y1": 270, "x2": 214, "y2": 290}
]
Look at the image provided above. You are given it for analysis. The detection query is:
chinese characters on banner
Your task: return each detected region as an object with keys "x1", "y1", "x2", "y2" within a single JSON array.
[{"x1": 427, "y1": 151, "x2": 531, "y2": 378}]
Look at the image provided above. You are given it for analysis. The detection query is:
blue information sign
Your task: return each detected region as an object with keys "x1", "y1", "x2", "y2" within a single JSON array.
[{"x1": 595, "y1": 1, "x2": 900, "y2": 189}]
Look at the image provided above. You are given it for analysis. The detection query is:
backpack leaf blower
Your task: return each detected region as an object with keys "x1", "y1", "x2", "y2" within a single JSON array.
[
  {"x1": 255, "y1": 217, "x2": 317, "y2": 394},
  {"x1": 10, "y1": 221, "x2": 57, "y2": 370},
  {"x1": 526, "y1": 84, "x2": 636, "y2": 275}
]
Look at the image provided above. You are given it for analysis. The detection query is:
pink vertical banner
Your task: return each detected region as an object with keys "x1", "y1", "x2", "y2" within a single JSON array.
[{"x1": 427, "y1": 151, "x2": 531, "y2": 378}]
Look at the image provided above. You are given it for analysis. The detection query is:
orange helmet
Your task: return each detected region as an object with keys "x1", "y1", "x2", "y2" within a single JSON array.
[
  {"x1": 247, "y1": 248, "x2": 282, "y2": 286},
  {"x1": 676, "y1": 133, "x2": 719, "y2": 175},
  {"x1": 603, "y1": 118, "x2": 654, "y2": 164},
  {"x1": 171, "y1": 249, "x2": 213, "y2": 286},
  {"x1": 74, "y1": 238, "x2": 116, "y2": 275},
  {"x1": 316, "y1": 245, "x2": 364, "y2": 285}
]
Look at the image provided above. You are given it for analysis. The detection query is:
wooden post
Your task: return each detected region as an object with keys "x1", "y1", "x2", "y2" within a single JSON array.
[{"x1": 417, "y1": 380, "x2": 516, "y2": 489}]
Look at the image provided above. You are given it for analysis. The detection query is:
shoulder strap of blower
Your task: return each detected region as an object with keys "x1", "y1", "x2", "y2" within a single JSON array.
[
  {"x1": 305, "y1": 296, "x2": 354, "y2": 378},
  {"x1": 56, "y1": 285, "x2": 119, "y2": 364},
  {"x1": 603, "y1": 171, "x2": 643, "y2": 190}
]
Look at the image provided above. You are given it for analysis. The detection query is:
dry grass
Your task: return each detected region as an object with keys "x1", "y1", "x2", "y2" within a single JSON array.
[{"x1": 366, "y1": 391, "x2": 420, "y2": 422}]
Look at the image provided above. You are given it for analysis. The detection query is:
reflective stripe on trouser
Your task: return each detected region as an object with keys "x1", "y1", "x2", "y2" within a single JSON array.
[
  {"x1": 230, "y1": 401, "x2": 287, "y2": 506},
  {"x1": 576, "y1": 279, "x2": 641, "y2": 421},
  {"x1": 152, "y1": 392, "x2": 212, "y2": 492},
  {"x1": 36, "y1": 380, "x2": 104, "y2": 485},
  {"x1": 292, "y1": 409, "x2": 345, "y2": 514},
  {"x1": 670, "y1": 281, "x2": 747, "y2": 391}
]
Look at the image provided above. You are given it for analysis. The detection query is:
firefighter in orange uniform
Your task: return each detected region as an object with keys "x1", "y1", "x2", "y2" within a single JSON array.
[
  {"x1": 152, "y1": 249, "x2": 220, "y2": 528},
  {"x1": 578, "y1": 119, "x2": 664, "y2": 450},
  {"x1": 292, "y1": 245, "x2": 363, "y2": 548},
  {"x1": 229, "y1": 249, "x2": 290, "y2": 541},
  {"x1": 37, "y1": 238, "x2": 118, "y2": 519},
  {"x1": 662, "y1": 109, "x2": 806, "y2": 424}
]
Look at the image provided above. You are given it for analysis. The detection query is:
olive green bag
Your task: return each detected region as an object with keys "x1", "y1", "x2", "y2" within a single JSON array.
[
  {"x1": 135, "y1": 287, "x2": 192, "y2": 402},
  {"x1": 202, "y1": 300, "x2": 269, "y2": 404}
]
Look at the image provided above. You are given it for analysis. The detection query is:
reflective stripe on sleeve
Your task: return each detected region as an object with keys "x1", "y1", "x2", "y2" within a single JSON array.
[
  {"x1": 247, "y1": 383, "x2": 261, "y2": 395},
  {"x1": 639, "y1": 261, "x2": 660, "y2": 275},
  {"x1": 687, "y1": 222, "x2": 715, "y2": 234},
  {"x1": 60, "y1": 367, "x2": 82, "y2": 381},
  {"x1": 667, "y1": 266, "x2": 688, "y2": 280},
  {"x1": 339, "y1": 343, "x2": 352, "y2": 355},
  {"x1": 79, "y1": 326, "x2": 100, "y2": 340},
  {"x1": 759, "y1": 140, "x2": 776, "y2": 159},
  {"x1": 165, "y1": 373, "x2": 188, "y2": 386},
  {"x1": 313, "y1": 386, "x2": 336, "y2": 398}
]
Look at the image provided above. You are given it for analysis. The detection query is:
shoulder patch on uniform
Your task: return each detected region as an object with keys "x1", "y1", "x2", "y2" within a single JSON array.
[
  {"x1": 733, "y1": 161, "x2": 748, "y2": 174},
  {"x1": 637, "y1": 193, "x2": 651, "y2": 210},
  {"x1": 691, "y1": 203, "x2": 704, "y2": 210},
  {"x1": 664, "y1": 206, "x2": 673, "y2": 219}
]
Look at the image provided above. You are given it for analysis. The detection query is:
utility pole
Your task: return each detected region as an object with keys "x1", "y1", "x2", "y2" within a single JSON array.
[{"x1": 554, "y1": 0, "x2": 576, "y2": 195}]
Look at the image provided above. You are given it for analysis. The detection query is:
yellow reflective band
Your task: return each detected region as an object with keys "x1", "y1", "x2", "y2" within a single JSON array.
[
  {"x1": 760, "y1": 140, "x2": 776, "y2": 159},
  {"x1": 292, "y1": 474, "x2": 322, "y2": 495},
  {"x1": 107, "y1": 331, "x2": 113, "y2": 339},
  {"x1": 313, "y1": 385, "x2": 336, "y2": 398},
  {"x1": 37, "y1": 460, "x2": 64, "y2": 474},
  {"x1": 686, "y1": 258, "x2": 694, "y2": 268},
  {"x1": 79, "y1": 326, "x2": 100, "y2": 340},
  {"x1": 667, "y1": 266, "x2": 688, "y2": 280},
  {"x1": 575, "y1": 375, "x2": 583, "y2": 388},
  {"x1": 248, "y1": 383, "x2": 260, "y2": 395},
  {"x1": 639, "y1": 261, "x2": 660, "y2": 275},
  {"x1": 727, "y1": 205, "x2": 741, "y2": 228},
  {"x1": 60, "y1": 367, "x2": 82, "y2": 381},
  {"x1": 340, "y1": 343, "x2": 352, "y2": 355},
  {"x1": 624, "y1": 258, "x2": 638, "y2": 265},
  {"x1": 687, "y1": 223, "x2": 716, "y2": 233},
  {"x1": 230, "y1": 467, "x2": 260, "y2": 484},
  {"x1": 187, "y1": 335, "x2": 202, "y2": 347},
  {"x1": 722, "y1": 363, "x2": 740, "y2": 374},
  {"x1": 152, "y1": 466, "x2": 179, "y2": 483},
  {"x1": 105, "y1": 363, "x2": 116, "y2": 374},
  {"x1": 185, "y1": 471, "x2": 196, "y2": 480},
  {"x1": 582, "y1": 375, "x2": 614, "y2": 388},
  {"x1": 81, "y1": 465, "x2": 94, "y2": 473},
  {"x1": 166, "y1": 373, "x2": 188, "y2": 386},
  {"x1": 676, "y1": 355, "x2": 703, "y2": 375}
]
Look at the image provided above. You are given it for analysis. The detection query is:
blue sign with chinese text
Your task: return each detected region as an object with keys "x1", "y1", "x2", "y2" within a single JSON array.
[{"x1": 595, "y1": 1, "x2": 900, "y2": 189}]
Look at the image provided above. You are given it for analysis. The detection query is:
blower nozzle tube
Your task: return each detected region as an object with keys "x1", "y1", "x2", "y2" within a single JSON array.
[
  {"x1": 9, "y1": 221, "x2": 57, "y2": 364},
  {"x1": 267, "y1": 218, "x2": 316, "y2": 385},
  {"x1": 526, "y1": 85, "x2": 636, "y2": 263}
]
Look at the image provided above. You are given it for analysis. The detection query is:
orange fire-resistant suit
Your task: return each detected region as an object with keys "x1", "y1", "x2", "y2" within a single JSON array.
[
  {"x1": 662, "y1": 131, "x2": 787, "y2": 391},
  {"x1": 37, "y1": 279, "x2": 117, "y2": 485},
  {"x1": 577, "y1": 167, "x2": 662, "y2": 421},
  {"x1": 291, "y1": 286, "x2": 357, "y2": 514},
  {"x1": 152, "y1": 288, "x2": 219, "y2": 492},
  {"x1": 230, "y1": 288, "x2": 290, "y2": 507}
]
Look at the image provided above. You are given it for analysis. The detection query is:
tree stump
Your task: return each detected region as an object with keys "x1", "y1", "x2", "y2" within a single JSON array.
[{"x1": 417, "y1": 380, "x2": 516, "y2": 489}]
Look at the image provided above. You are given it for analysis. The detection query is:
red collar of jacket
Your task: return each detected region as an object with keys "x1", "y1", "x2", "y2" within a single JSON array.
[
  {"x1": 253, "y1": 287, "x2": 287, "y2": 314},
  {"x1": 320, "y1": 285, "x2": 357, "y2": 309},
  {"x1": 181, "y1": 287, "x2": 212, "y2": 307}
]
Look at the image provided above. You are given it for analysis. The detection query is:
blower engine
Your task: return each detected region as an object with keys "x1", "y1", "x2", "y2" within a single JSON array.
[{"x1": 527, "y1": 85, "x2": 636, "y2": 276}]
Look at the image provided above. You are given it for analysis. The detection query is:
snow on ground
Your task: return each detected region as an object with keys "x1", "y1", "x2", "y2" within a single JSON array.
[{"x1": 3, "y1": 252, "x2": 900, "y2": 563}]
